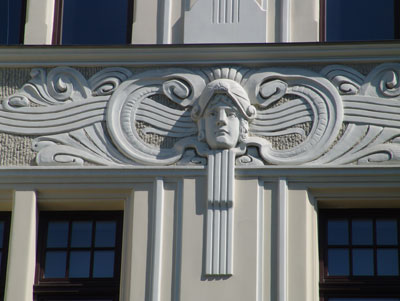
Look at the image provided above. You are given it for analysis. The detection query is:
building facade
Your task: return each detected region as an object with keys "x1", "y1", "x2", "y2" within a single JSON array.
[{"x1": 1, "y1": 0, "x2": 400, "y2": 300}]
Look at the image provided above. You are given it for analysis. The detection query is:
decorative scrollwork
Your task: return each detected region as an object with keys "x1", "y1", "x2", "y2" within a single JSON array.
[
  {"x1": 2, "y1": 67, "x2": 131, "y2": 111},
  {"x1": 0, "y1": 64, "x2": 400, "y2": 166},
  {"x1": 321, "y1": 65, "x2": 364, "y2": 95},
  {"x1": 3, "y1": 63, "x2": 400, "y2": 278},
  {"x1": 360, "y1": 63, "x2": 400, "y2": 98}
]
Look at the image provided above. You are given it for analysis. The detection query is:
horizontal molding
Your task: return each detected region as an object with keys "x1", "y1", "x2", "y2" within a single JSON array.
[
  {"x1": 0, "y1": 42, "x2": 400, "y2": 66},
  {"x1": 0, "y1": 166, "x2": 398, "y2": 185}
]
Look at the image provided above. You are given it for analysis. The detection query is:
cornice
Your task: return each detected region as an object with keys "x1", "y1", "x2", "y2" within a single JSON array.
[
  {"x1": 0, "y1": 165, "x2": 398, "y2": 179},
  {"x1": 0, "y1": 42, "x2": 400, "y2": 67}
]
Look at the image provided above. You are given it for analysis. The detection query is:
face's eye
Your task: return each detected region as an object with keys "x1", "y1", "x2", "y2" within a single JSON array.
[{"x1": 227, "y1": 111, "x2": 237, "y2": 117}]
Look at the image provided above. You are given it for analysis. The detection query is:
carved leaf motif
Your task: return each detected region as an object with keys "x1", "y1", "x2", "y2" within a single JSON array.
[{"x1": 33, "y1": 123, "x2": 134, "y2": 166}]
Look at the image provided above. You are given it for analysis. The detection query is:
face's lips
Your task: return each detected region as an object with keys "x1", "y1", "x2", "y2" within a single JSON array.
[{"x1": 215, "y1": 129, "x2": 229, "y2": 136}]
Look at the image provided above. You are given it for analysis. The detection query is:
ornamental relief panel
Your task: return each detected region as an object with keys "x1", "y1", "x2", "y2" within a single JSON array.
[
  {"x1": 1, "y1": 64, "x2": 400, "y2": 167},
  {"x1": 2, "y1": 64, "x2": 400, "y2": 276}
]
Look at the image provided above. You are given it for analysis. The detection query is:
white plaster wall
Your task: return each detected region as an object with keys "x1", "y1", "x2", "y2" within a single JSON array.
[
  {"x1": 5, "y1": 190, "x2": 37, "y2": 301},
  {"x1": 131, "y1": 0, "x2": 159, "y2": 44},
  {"x1": 287, "y1": 188, "x2": 319, "y2": 301},
  {"x1": 21, "y1": 0, "x2": 320, "y2": 44},
  {"x1": 290, "y1": 0, "x2": 320, "y2": 42},
  {"x1": 0, "y1": 172, "x2": 399, "y2": 300},
  {"x1": 24, "y1": 0, "x2": 54, "y2": 44},
  {"x1": 184, "y1": 0, "x2": 268, "y2": 43}
]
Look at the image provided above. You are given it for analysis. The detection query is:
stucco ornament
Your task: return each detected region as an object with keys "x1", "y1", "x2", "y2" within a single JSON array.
[
  {"x1": 3, "y1": 64, "x2": 400, "y2": 275},
  {"x1": 189, "y1": 79, "x2": 256, "y2": 275}
]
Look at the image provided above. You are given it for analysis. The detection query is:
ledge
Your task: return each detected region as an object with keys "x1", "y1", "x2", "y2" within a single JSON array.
[
  {"x1": 0, "y1": 165, "x2": 398, "y2": 184},
  {"x1": 0, "y1": 41, "x2": 400, "y2": 67}
]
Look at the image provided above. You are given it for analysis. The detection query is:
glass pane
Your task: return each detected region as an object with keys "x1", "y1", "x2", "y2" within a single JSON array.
[
  {"x1": 328, "y1": 298, "x2": 400, "y2": 301},
  {"x1": 62, "y1": 0, "x2": 130, "y2": 45},
  {"x1": 352, "y1": 248, "x2": 374, "y2": 276},
  {"x1": 0, "y1": 221, "x2": 5, "y2": 248},
  {"x1": 44, "y1": 299, "x2": 113, "y2": 301},
  {"x1": 328, "y1": 248, "x2": 349, "y2": 276},
  {"x1": 328, "y1": 219, "x2": 349, "y2": 245},
  {"x1": 326, "y1": 0, "x2": 395, "y2": 41},
  {"x1": 44, "y1": 251, "x2": 67, "y2": 278},
  {"x1": 71, "y1": 221, "x2": 92, "y2": 247},
  {"x1": 47, "y1": 221, "x2": 69, "y2": 248},
  {"x1": 0, "y1": 0, "x2": 25, "y2": 44},
  {"x1": 95, "y1": 221, "x2": 116, "y2": 247},
  {"x1": 377, "y1": 219, "x2": 398, "y2": 245},
  {"x1": 69, "y1": 251, "x2": 91, "y2": 278},
  {"x1": 377, "y1": 248, "x2": 399, "y2": 276},
  {"x1": 352, "y1": 219, "x2": 373, "y2": 245},
  {"x1": 93, "y1": 251, "x2": 114, "y2": 278}
]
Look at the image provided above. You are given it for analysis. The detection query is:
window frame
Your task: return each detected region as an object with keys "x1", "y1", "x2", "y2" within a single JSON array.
[
  {"x1": 319, "y1": 209, "x2": 400, "y2": 300},
  {"x1": 0, "y1": 212, "x2": 11, "y2": 300},
  {"x1": 34, "y1": 211, "x2": 124, "y2": 301},
  {"x1": 52, "y1": 0, "x2": 134, "y2": 45},
  {"x1": 319, "y1": 0, "x2": 400, "y2": 42}
]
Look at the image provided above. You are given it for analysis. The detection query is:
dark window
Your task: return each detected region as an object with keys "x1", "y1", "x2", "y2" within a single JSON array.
[
  {"x1": 34, "y1": 211, "x2": 123, "y2": 301},
  {"x1": 0, "y1": 213, "x2": 11, "y2": 300},
  {"x1": 319, "y1": 210, "x2": 400, "y2": 301},
  {"x1": 0, "y1": 0, "x2": 26, "y2": 44},
  {"x1": 321, "y1": 0, "x2": 400, "y2": 41},
  {"x1": 328, "y1": 299, "x2": 400, "y2": 301},
  {"x1": 52, "y1": 0, "x2": 133, "y2": 45}
]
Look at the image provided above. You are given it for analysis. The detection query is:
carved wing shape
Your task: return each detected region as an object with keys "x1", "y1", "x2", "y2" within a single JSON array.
[
  {"x1": 135, "y1": 97, "x2": 196, "y2": 138},
  {"x1": 106, "y1": 68, "x2": 209, "y2": 165},
  {"x1": 243, "y1": 68, "x2": 344, "y2": 165},
  {"x1": 0, "y1": 67, "x2": 135, "y2": 166},
  {"x1": 315, "y1": 63, "x2": 400, "y2": 164}
]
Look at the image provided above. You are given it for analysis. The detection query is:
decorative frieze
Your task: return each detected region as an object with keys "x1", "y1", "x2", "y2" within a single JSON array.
[{"x1": 2, "y1": 64, "x2": 400, "y2": 275}]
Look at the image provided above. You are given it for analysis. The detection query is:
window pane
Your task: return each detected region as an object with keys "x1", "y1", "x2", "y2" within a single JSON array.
[
  {"x1": 69, "y1": 251, "x2": 91, "y2": 278},
  {"x1": 44, "y1": 251, "x2": 67, "y2": 278},
  {"x1": 93, "y1": 251, "x2": 114, "y2": 278},
  {"x1": 326, "y1": 0, "x2": 395, "y2": 41},
  {"x1": 71, "y1": 221, "x2": 92, "y2": 248},
  {"x1": 95, "y1": 221, "x2": 116, "y2": 247},
  {"x1": 328, "y1": 298, "x2": 400, "y2": 301},
  {"x1": 62, "y1": 0, "x2": 130, "y2": 45},
  {"x1": 328, "y1": 248, "x2": 349, "y2": 275},
  {"x1": 45, "y1": 299, "x2": 114, "y2": 301},
  {"x1": 376, "y1": 219, "x2": 398, "y2": 245},
  {"x1": 0, "y1": 0, "x2": 25, "y2": 44},
  {"x1": 47, "y1": 221, "x2": 69, "y2": 248},
  {"x1": 352, "y1": 219, "x2": 373, "y2": 245},
  {"x1": 328, "y1": 220, "x2": 349, "y2": 245},
  {"x1": 352, "y1": 248, "x2": 374, "y2": 276},
  {"x1": 0, "y1": 221, "x2": 5, "y2": 248},
  {"x1": 377, "y1": 248, "x2": 399, "y2": 276}
]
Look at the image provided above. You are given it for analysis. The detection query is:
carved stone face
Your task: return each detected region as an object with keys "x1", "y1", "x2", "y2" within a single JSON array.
[{"x1": 204, "y1": 95, "x2": 241, "y2": 149}]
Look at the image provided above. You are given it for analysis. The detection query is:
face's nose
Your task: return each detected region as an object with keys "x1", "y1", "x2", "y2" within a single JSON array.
[{"x1": 216, "y1": 109, "x2": 227, "y2": 126}]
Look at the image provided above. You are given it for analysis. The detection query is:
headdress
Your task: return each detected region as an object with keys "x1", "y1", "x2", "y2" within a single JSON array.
[{"x1": 191, "y1": 79, "x2": 256, "y2": 121}]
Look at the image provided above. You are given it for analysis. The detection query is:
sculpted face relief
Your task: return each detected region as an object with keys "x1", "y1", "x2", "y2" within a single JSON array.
[{"x1": 204, "y1": 95, "x2": 241, "y2": 149}]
